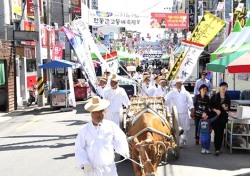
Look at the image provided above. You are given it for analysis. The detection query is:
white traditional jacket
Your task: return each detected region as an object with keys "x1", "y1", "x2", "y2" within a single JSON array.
[
  {"x1": 103, "y1": 87, "x2": 130, "y2": 125},
  {"x1": 165, "y1": 88, "x2": 194, "y2": 113},
  {"x1": 154, "y1": 86, "x2": 168, "y2": 98},
  {"x1": 75, "y1": 119, "x2": 129, "y2": 176}
]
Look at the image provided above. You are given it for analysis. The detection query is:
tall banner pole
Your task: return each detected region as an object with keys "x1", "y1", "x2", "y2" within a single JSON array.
[{"x1": 34, "y1": 0, "x2": 44, "y2": 106}]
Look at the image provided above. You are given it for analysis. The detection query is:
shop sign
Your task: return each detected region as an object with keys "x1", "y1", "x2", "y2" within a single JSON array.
[
  {"x1": 71, "y1": 0, "x2": 81, "y2": 20},
  {"x1": 233, "y1": 0, "x2": 246, "y2": 27},
  {"x1": 26, "y1": 0, "x2": 42, "y2": 18},
  {"x1": 22, "y1": 21, "x2": 36, "y2": 46},
  {"x1": 13, "y1": 0, "x2": 22, "y2": 16},
  {"x1": 41, "y1": 25, "x2": 56, "y2": 48},
  {"x1": 52, "y1": 45, "x2": 63, "y2": 60}
]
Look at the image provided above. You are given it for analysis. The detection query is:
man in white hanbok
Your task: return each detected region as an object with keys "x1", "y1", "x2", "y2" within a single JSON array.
[
  {"x1": 139, "y1": 75, "x2": 153, "y2": 96},
  {"x1": 96, "y1": 77, "x2": 107, "y2": 98},
  {"x1": 75, "y1": 96, "x2": 130, "y2": 176},
  {"x1": 103, "y1": 74, "x2": 130, "y2": 127},
  {"x1": 154, "y1": 76, "x2": 168, "y2": 98},
  {"x1": 165, "y1": 77, "x2": 194, "y2": 146}
]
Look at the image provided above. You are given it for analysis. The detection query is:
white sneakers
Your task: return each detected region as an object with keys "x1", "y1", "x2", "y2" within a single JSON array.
[{"x1": 201, "y1": 148, "x2": 210, "y2": 154}]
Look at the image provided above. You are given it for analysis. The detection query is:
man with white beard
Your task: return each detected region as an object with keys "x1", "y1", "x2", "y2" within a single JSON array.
[
  {"x1": 103, "y1": 74, "x2": 130, "y2": 127},
  {"x1": 165, "y1": 77, "x2": 194, "y2": 146}
]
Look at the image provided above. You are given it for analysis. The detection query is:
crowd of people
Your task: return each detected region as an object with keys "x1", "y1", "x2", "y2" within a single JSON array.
[{"x1": 74, "y1": 66, "x2": 231, "y2": 175}]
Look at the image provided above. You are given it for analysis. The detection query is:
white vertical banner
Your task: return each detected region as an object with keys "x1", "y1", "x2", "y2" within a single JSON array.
[
  {"x1": 176, "y1": 40, "x2": 204, "y2": 82},
  {"x1": 67, "y1": 67, "x2": 76, "y2": 107}
]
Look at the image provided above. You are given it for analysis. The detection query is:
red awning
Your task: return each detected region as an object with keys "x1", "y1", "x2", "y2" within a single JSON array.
[
  {"x1": 228, "y1": 51, "x2": 250, "y2": 73},
  {"x1": 102, "y1": 51, "x2": 117, "y2": 60}
]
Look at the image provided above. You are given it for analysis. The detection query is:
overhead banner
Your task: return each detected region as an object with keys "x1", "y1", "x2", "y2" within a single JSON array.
[
  {"x1": 89, "y1": 9, "x2": 150, "y2": 27},
  {"x1": 151, "y1": 13, "x2": 189, "y2": 29},
  {"x1": 189, "y1": 11, "x2": 226, "y2": 46},
  {"x1": 176, "y1": 40, "x2": 204, "y2": 81}
]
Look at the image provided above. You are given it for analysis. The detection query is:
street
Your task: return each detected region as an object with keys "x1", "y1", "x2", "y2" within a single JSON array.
[{"x1": 0, "y1": 102, "x2": 250, "y2": 176}]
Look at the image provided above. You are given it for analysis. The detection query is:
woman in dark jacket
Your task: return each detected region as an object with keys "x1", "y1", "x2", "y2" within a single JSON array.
[
  {"x1": 193, "y1": 84, "x2": 210, "y2": 145},
  {"x1": 209, "y1": 82, "x2": 231, "y2": 156}
]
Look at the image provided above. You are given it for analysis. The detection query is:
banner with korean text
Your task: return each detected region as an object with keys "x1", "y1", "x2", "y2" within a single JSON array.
[
  {"x1": 151, "y1": 13, "x2": 189, "y2": 29},
  {"x1": 189, "y1": 11, "x2": 226, "y2": 46},
  {"x1": 176, "y1": 40, "x2": 204, "y2": 81},
  {"x1": 26, "y1": 0, "x2": 42, "y2": 18}
]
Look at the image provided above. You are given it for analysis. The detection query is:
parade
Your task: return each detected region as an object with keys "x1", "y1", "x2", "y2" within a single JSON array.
[{"x1": 1, "y1": 0, "x2": 250, "y2": 176}]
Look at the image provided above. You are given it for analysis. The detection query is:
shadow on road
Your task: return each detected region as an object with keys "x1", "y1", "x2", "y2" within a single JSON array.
[
  {"x1": 0, "y1": 134, "x2": 77, "y2": 151},
  {"x1": 56, "y1": 120, "x2": 88, "y2": 126}
]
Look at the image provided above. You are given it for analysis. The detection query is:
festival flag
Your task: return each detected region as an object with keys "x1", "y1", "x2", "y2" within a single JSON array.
[{"x1": 176, "y1": 40, "x2": 204, "y2": 82}]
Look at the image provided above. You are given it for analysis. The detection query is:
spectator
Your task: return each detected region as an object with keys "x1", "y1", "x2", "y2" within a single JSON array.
[
  {"x1": 194, "y1": 70, "x2": 213, "y2": 96},
  {"x1": 193, "y1": 84, "x2": 210, "y2": 145},
  {"x1": 209, "y1": 81, "x2": 231, "y2": 156},
  {"x1": 198, "y1": 109, "x2": 221, "y2": 154}
]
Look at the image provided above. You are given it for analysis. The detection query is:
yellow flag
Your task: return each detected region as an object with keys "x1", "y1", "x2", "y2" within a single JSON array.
[{"x1": 189, "y1": 11, "x2": 226, "y2": 46}]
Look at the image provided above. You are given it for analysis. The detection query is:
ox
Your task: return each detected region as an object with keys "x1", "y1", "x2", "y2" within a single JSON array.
[{"x1": 127, "y1": 112, "x2": 175, "y2": 176}]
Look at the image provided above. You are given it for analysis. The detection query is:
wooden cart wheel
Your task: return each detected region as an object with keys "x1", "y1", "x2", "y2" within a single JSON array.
[{"x1": 172, "y1": 105, "x2": 180, "y2": 158}]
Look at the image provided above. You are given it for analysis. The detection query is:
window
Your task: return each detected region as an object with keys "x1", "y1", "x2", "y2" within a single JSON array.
[{"x1": 0, "y1": 60, "x2": 5, "y2": 86}]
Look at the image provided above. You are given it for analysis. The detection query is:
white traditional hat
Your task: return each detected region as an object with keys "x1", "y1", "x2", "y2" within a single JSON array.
[
  {"x1": 161, "y1": 68, "x2": 169, "y2": 74},
  {"x1": 110, "y1": 74, "x2": 119, "y2": 82},
  {"x1": 84, "y1": 96, "x2": 110, "y2": 112},
  {"x1": 99, "y1": 76, "x2": 107, "y2": 82},
  {"x1": 174, "y1": 76, "x2": 183, "y2": 84}
]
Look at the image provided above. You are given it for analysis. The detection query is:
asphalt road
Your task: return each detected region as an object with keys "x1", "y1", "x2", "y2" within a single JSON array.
[{"x1": 0, "y1": 102, "x2": 250, "y2": 176}]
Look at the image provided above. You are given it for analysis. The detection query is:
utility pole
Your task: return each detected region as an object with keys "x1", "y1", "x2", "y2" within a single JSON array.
[
  {"x1": 34, "y1": 0, "x2": 44, "y2": 107},
  {"x1": 47, "y1": 0, "x2": 51, "y2": 90}
]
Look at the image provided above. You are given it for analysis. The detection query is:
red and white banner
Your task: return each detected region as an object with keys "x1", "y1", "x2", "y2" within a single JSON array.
[
  {"x1": 41, "y1": 25, "x2": 56, "y2": 48},
  {"x1": 52, "y1": 45, "x2": 63, "y2": 60},
  {"x1": 26, "y1": 0, "x2": 42, "y2": 18}
]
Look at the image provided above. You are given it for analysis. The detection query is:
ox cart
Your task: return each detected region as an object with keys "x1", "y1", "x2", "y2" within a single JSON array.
[{"x1": 125, "y1": 96, "x2": 180, "y2": 176}]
